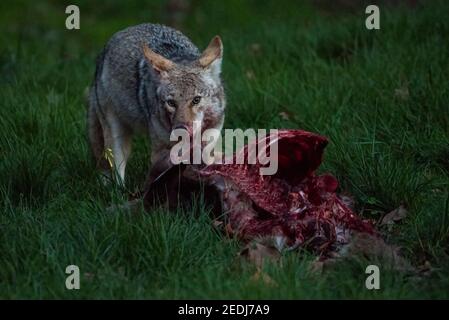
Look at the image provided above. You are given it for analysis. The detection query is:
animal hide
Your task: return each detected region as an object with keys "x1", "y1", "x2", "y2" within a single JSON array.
[{"x1": 143, "y1": 130, "x2": 376, "y2": 256}]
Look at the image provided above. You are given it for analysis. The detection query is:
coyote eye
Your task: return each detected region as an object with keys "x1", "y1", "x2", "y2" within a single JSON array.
[
  {"x1": 166, "y1": 100, "x2": 177, "y2": 108},
  {"x1": 192, "y1": 96, "x2": 201, "y2": 105}
]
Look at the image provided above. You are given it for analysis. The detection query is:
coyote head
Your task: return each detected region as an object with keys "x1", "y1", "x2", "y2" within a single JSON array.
[{"x1": 143, "y1": 36, "x2": 225, "y2": 137}]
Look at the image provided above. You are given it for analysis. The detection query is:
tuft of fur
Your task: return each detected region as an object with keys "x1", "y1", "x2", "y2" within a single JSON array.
[{"x1": 87, "y1": 23, "x2": 226, "y2": 183}]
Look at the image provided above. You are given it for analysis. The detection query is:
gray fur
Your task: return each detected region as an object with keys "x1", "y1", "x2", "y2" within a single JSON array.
[{"x1": 88, "y1": 23, "x2": 225, "y2": 183}]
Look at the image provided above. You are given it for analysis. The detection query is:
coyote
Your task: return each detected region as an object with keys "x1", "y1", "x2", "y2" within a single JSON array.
[{"x1": 87, "y1": 23, "x2": 225, "y2": 184}]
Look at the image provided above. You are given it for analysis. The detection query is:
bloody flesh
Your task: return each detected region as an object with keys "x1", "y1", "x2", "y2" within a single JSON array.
[{"x1": 143, "y1": 129, "x2": 376, "y2": 255}]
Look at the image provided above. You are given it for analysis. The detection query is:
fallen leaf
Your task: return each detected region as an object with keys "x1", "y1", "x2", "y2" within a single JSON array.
[
  {"x1": 240, "y1": 242, "x2": 281, "y2": 268},
  {"x1": 84, "y1": 272, "x2": 95, "y2": 280},
  {"x1": 245, "y1": 70, "x2": 255, "y2": 80},
  {"x1": 250, "y1": 270, "x2": 277, "y2": 286},
  {"x1": 225, "y1": 223, "x2": 234, "y2": 237},
  {"x1": 394, "y1": 86, "x2": 409, "y2": 100},
  {"x1": 380, "y1": 205, "x2": 408, "y2": 226},
  {"x1": 343, "y1": 232, "x2": 412, "y2": 272},
  {"x1": 106, "y1": 199, "x2": 143, "y2": 215},
  {"x1": 278, "y1": 111, "x2": 291, "y2": 121},
  {"x1": 309, "y1": 259, "x2": 325, "y2": 274},
  {"x1": 308, "y1": 256, "x2": 339, "y2": 274},
  {"x1": 417, "y1": 260, "x2": 433, "y2": 276},
  {"x1": 212, "y1": 219, "x2": 223, "y2": 229},
  {"x1": 252, "y1": 233, "x2": 287, "y2": 252},
  {"x1": 248, "y1": 43, "x2": 262, "y2": 55}
]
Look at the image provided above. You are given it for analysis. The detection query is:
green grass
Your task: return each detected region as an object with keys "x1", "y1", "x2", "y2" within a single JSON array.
[{"x1": 1, "y1": 0, "x2": 449, "y2": 299}]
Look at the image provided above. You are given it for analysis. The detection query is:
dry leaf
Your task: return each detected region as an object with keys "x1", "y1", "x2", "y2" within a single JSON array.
[
  {"x1": 309, "y1": 259, "x2": 325, "y2": 274},
  {"x1": 240, "y1": 242, "x2": 281, "y2": 268},
  {"x1": 249, "y1": 43, "x2": 262, "y2": 55},
  {"x1": 106, "y1": 199, "x2": 143, "y2": 215},
  {"x1": 212, "y1": 219, "x2": 223, "y2": 229},
  {"x1": 252, "y1": 234, "x2": 287, "y2": 252},
  {"x1": 245, "y1": 70, "x2": 255, "y2": 80},
  {"x1": 394, "y1": 86, "x2": 409, "y2": 100},
  {"x1": 278, "y1": 111, "x2": 291, "y2": 121},
  {"x1": 417, "y1": 260, "x2": 433, "y2": 276},
  {"x1": 308, "y1": 256, "x2": 339, "y2": 274},
  {"x1": 225, "y1": 223, "x2": 234, "y2": 237},
  {"x1": 344, "y1": 232, "x2": 412, "y2": 271},
  {"x1": 380, "y1": 205, "x2": 408, "y2": 226},
  {"x1": 250, "y1": 270, "x2": 277, "y2": 286},
  {"x1": 84, "y1": 272, "x2": 95, "y2": 280}
]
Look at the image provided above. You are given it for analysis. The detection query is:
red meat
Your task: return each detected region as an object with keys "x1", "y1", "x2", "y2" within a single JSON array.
[{"x1": 143, "y1": 129, "x2": 376, "y2": 256}]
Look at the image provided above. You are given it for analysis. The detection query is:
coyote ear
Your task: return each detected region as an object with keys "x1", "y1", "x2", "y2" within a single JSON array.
[
  {"x1": 199, "y1": 36, "x2": 223, "y2": 81},
  {"x1": 143, "y1": 45, "x2": 174, "y2": 74}
]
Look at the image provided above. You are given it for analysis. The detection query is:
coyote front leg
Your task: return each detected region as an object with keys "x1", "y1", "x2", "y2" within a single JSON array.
[{"x1": 99, "y1": 111, "x2": 132, "y2": 185}]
